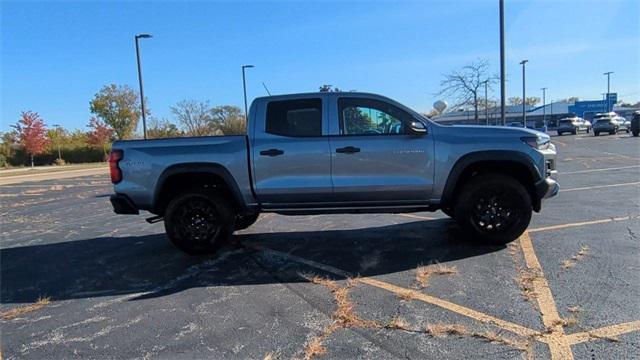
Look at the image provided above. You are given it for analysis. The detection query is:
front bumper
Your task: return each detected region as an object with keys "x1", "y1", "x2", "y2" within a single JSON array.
[
  {"x1": 536, "y1": 176, "x2": 559, "y2": 200},
  {"x1": 110, "y1": 194, "x2": 139, "y2": 215}
]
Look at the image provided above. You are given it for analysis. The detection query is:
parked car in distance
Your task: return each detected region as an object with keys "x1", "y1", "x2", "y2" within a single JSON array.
[
  {"x1": 631, "y1": 111, "x2": 640, "y2": 137},
  {"x1": 592, "y1": 113, "x2": 622, "y2": 136},
  {"x1": 506, "y1": 121, "x2": 522, "y2": 127},
  {"x1": 618, "y1": 119, "x2": 631, "y2": 133},
  {"x1": 557, "y1": 117, "x2": 590, "y2": 135},
  {"x1": 109, "y1": 92, "x2": 559, "y2": 255}
]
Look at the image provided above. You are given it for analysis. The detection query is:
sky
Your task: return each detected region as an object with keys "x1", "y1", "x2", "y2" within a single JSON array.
[{"x1": 1, "y1": 0, "x2": 639, "y2": 132}]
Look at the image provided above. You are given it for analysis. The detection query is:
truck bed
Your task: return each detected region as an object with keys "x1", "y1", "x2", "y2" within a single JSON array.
[{"x1": 112, "y1": 135, "x2": 254, "y2": 211}]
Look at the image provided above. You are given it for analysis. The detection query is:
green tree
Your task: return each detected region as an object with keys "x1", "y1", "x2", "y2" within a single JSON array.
[
  {"x1": 147, "y1": 118, "x2": 182, "y2": 138},
  {"x1": 211, "y1": 105, "x2": 245, "y2": 134},
  {"x1": 90, "y1": 84, "x2": 142, "y2": 139}
]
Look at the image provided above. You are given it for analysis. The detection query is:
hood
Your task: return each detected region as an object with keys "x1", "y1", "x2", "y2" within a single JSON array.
[{"x1": 445, "y1": 124, "x2": 547, "y2": 137}]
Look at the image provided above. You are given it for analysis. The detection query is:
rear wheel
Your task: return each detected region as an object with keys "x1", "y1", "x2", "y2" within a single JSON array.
[
  {"x1": 571, "y1": 128, "x2": 577, "y2": 135},
  {"x1": 633, "y1": 130, "x2": 639, "y2": 137},
  {"x1": 164, "y1": 189, "x2": 234, "y2": 255},
  {"x1": 454, "y1": 174, "x2": 532, "y2": 245},
  {"x1": 557, "y1": 131, "x2": 563, "y2": 136},
  {"x1": 594, "y1": 131, "x2": 600, "y2": 136}
]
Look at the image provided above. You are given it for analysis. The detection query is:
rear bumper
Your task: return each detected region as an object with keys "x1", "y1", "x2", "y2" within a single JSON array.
[{"x1": 110, "y1": 194, "x2": 139, "y2": 215}]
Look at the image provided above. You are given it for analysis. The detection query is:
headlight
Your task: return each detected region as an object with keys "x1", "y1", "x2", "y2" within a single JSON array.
[{"x1": 521, "y1": 135, "x2": 551, "y2": 150}]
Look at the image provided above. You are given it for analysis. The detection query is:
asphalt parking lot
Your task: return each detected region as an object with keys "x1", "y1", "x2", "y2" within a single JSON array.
[{"x1": 1, "y1": 131, "x2": 639, "y2": 360}]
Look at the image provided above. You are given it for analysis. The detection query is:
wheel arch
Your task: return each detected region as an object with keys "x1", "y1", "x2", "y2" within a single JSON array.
[
  {"x1": 441, "y1": 151, "x2": 542, "y2": 212},
  {"x1": 152, "y1": 163, "x2": 247, "y2": 215}
]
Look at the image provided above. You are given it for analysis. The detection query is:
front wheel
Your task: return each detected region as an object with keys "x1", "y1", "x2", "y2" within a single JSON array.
[
  {"x1": 633, "y1": 130, "x2": 639, "y2": 137},
  {"x1": 594, "y1": 131, "x2": 600, "y2": 136},
  {"x1": 557, "y1": 131, "x2": 563, "y2": 136},
  {"x1": 454, "y1": 174, "x2": 532, "y2": 245},
  {"x1": 164, "y1": 189, "x2": 235, "y2": 255}
]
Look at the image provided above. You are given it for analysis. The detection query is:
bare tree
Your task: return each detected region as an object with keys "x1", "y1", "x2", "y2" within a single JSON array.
[
  {"x1": 171, "y1": 100, "x2": 214, "y2": 136},
  {"x1": 508, "y1": 96, "x2": 541, "y2": 106},
  {"x1": 437, "y1": 60, "x2": 497, "y2": 122}
]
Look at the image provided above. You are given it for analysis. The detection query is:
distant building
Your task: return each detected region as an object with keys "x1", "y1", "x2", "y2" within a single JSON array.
[{"x1": 431, "y1": 93, "x2": 638, "y2": 128}]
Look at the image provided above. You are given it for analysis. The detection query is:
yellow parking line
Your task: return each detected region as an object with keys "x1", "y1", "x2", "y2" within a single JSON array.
[
  {"x1": 562, "y1": 165, "x2": 640, "y2": 175},
  {"x1": 562, "y1": 182, "x2": 640, "y2": 192},
  {"x1": 251, "y1": 244, "x2": 538, "y2": 338},
  {"x1": 565, "y1": 320, "x2": 640, "y2": 345},
  {"x1": 529, "y1": 216, "x2": 631, "y2": 233},
  {"x1": 357, "y1": 277, "x2": 539, "y2": 337},
  {"x1": 519, "y1": 232, "x2": 574, "y2": 359}
]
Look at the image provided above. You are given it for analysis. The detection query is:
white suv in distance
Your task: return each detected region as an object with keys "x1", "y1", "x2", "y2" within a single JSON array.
[{"x1": 592, "y1": 112, "x2": 624, "y2": 136}]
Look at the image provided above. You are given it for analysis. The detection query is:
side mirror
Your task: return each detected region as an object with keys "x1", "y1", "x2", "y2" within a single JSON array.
[{"x1": 409, "y1": 120, "x2": 427, "y2": 134}]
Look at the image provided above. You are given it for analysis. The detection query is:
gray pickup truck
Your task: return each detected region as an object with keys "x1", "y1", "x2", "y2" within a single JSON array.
[{"x1": 109, "y1": 92, "x2": 558, "y2": 254}]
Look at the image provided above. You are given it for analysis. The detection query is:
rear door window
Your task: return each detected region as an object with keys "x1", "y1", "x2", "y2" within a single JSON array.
[{"x1": 266, "y1": 99, "x2": 322, "y2": 137}]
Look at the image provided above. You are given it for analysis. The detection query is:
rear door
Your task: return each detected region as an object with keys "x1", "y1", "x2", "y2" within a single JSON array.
[
  {"x1": 328, "y1": 96, "x2": 434, "y2": 203},
  {"x1": 251, "y1": 96, "x2": 332, "y2": 205}
]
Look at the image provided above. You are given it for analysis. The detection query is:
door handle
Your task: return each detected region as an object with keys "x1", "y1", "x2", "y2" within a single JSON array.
[
  {"x1": 260, "y1": 148, "x2": 284, "y2": 157},
  {"x1": 335, "y1": 146, "x2": 361, "y2": 154}
]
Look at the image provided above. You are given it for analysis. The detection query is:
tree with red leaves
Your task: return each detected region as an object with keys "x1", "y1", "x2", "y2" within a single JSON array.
[
  {"x1": 87, "y1": 117, "x2": 114, "y2": 159},
  {"x1": 13, "y1": 111, "x2": 50, "y2": 168}
]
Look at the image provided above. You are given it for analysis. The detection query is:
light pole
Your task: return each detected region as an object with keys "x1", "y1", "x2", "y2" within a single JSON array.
[
  {"x1": 519, "y1": 59, "x2": 528, "y2": 127},
  {"x1": 52, "y1": 124, "x2": 62, "y2": 161},
  {"x1": 242, "y1": 65, "x2": 255, "y2": 122},
  {"x1": 499, "y1": 0, "x2": 506, "y2": 126},
  {"x1": 541, "y1": 87, "x2": 547, "y2": 127},
  {"x1": 135, "y1": 33, "x2": 152, "y2": 139},
  {"x1": 604, "y1": 71, "x2": 613, "y2": 112}
]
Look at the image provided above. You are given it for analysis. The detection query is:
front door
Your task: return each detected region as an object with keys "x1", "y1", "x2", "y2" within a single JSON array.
[
  {"x1": 252, "y1": 97, "x2": 332, "y2": 205},
  {"x1": 329, "y1": 96, "x2": 434, "y2": 203}
]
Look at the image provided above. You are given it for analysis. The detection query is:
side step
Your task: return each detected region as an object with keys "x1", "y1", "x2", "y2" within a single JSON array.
[{"x1": 145, "y1": 215, "x2": 164, "y2": 224}]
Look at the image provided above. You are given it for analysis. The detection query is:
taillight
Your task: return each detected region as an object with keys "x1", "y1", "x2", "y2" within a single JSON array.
[{"x1": 108, "y1": 149, "x2": 123, "y2": 184}]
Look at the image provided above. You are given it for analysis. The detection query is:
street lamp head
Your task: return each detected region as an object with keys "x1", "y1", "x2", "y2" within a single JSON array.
[
  {"x1": 519, "y1": 59, "x2": 529, "y2": 65},
  {"x1": 242, "y1": 65, "x2": 255, "y2": 69},
  {"x1": 136, "y1": 34, "x2": 153, "y2": 39}
]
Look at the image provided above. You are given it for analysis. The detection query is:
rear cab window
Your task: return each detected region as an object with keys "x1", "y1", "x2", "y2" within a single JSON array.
[{"x1": 265, "y1": 99, "x2": 322, "y2": 137}]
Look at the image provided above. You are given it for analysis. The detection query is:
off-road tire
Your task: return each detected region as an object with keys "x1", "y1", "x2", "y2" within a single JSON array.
[
  {"x1": 454, "y1": 174, "x2": 532, "y2": 245},
  {"x1": 164, "y1": 189, "x2": 235, "y2": 255},
  {"x1": 234, "y1": 212, "x2": 260, "y2": 231}
]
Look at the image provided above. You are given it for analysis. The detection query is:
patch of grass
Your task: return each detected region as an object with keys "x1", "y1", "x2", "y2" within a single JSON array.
[
  {"x1": 0, "y1": 296, "x2": 50, "y2": 320},
  {"x1": 303, "y1": 336, "x2": 327, "y2": 360},
  {"x1": 426, "y1": 323, "x2": 467, "y2": 337},
  {"x1": 263, "y1": 351, "x2": 278, "y2": 360},
  {"x1": 385, "y1": 316, "x2": 412, "y2": 331},
  {"x1": 414, "y1": 262, "x2": 458, "y2": 289},
  {"x1": 396, "y1": 289, "x2": 415, "y2": 302},
  {"x1": 561, "y1": 245, "x2": 590, "y2": 269},
  {"x1": 516, "y1": 268, "x2": 542, "y2": 302}
]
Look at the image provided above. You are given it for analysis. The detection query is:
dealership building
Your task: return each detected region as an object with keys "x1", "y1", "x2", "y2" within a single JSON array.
[{"x1": 432, "y1": 93, "x2": 638, "y2": 128}]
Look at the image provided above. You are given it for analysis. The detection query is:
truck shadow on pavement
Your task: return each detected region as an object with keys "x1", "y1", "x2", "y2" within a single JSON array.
[{"x1": 1, "y1": 219, "x2": 502, "y2": 304}]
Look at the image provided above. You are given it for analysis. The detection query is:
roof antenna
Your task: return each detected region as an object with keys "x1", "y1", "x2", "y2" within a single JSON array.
[{"x1": 262, "y1": 82, "x2": 272, "y2": 96}]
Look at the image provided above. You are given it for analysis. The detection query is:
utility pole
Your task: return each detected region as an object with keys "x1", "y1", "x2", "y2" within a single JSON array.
[
  {"x1": 484, "y1": 80, "x2": 489, "y2": 125},
  {"x1": 604, "y1": 71, "x2": 614, "y2": 112},
  {"x1": 242, "y1": 65, "x2": 255, "y2": 122},
  {"x1": 520, "y1": 60, "x2": 528, "y2": 127},
  {"x1": 541, "y1": 88, "x2": 547, "y2": 127},
  {"x1": 499, "y1": 0, "x2": 506, "y2": 126},
  {"x1": 52, "y1": 124, "x2": 62, "y2": 161},
  {"x1": 135, "y1": 33, "x2": 152, "y2": 139}
]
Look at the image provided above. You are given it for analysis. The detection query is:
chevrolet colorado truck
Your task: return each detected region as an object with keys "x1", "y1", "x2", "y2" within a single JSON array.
[{"x1": 109, "y1": 92, "x2": 558, "y2": 254}]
